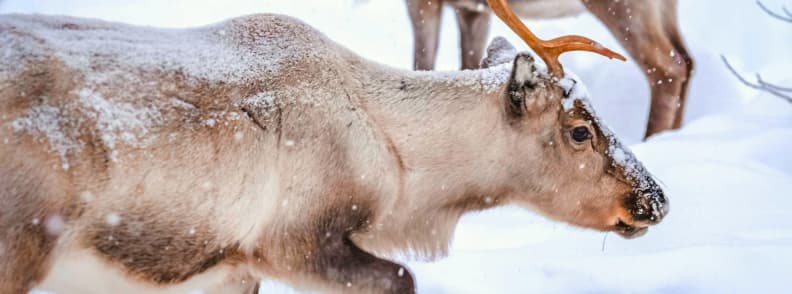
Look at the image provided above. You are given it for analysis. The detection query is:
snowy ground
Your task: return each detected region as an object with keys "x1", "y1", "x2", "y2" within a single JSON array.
[{"x1": 3, "y1": 0, "x2": 792, "y2": 293}]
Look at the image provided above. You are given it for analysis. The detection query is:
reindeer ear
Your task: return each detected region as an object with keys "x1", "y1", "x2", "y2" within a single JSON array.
[
  {"x1": 506, "y1": 53, "x2": 541, "y2": 115},
  {"x1": 481, "y1": 36, "x2": 517, "y2": 68}
]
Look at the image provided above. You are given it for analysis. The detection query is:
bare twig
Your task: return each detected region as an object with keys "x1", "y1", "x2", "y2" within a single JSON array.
[
  {"x1": 757, "y1": 74, "x2": 792, "y2": 92},
  {"x1": 721, "y1": 56, "x2": 760, "y2": 89},
  {"x1": 757, "y1": 0, "x2": 792, "y2": 23},
  {"x1": 601, "y1": 232, "x2": 608, "y2": 253},
  {"x1": 721, "y1": 55, "x2": 792, "y2": 102}
]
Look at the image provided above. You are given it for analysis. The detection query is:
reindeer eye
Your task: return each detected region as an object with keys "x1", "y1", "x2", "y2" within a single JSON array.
[{"x1": 571, "y1": 126, "x2": 590, "y2": 142}]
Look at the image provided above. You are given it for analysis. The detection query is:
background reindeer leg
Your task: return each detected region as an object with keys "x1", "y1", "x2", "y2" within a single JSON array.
[
  {"x1": 662, "y1": 0, "x2": 694, "y2": 129},
  {"x1": 407, "y1": 0, "x2": 444, "y2": 70},
  {"x1": 582, "y1": 0, "x2": 693, "y2": 138},
  {"x1": 456, "y1": 6, "x2": 491, "y2": 69}
]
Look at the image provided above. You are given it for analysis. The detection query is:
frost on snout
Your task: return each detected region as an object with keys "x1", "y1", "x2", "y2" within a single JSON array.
[
  {"x1": 607, "y1": 137, "x2": 668, "y2": 239},
  {"x1": 560, "y1": 73, "x2": 668, "y2": 238},
  {"x1": 608, "y1": 139, "x2": 668, "y2": 225}
]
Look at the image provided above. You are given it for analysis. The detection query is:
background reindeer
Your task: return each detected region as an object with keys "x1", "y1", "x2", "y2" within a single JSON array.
[{"x1": 406, "y1": 0, "x2": 695, "y2": 138}]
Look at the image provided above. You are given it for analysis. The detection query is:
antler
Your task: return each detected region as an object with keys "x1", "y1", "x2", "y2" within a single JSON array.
[{"x1": 486, "y1": 0, "x2": 626, "y2": 77}]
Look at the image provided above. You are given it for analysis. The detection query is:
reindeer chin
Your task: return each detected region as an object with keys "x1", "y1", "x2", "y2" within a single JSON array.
[{"x1": 614, "y1": 219, "x2": 649, "y2": 239}]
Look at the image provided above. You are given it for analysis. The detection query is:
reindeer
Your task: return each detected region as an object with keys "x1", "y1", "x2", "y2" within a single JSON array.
[
  {"x1": 407, "y1": 0, "x2": 695, "y2": 138},
  {"x1": 0, "y1": 4, "x2": 667, "y2": 293}
]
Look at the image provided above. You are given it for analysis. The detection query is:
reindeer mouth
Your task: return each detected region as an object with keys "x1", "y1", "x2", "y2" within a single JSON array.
[{"x1": 614, "y1": 219, "x2": 648, "y2": 239}]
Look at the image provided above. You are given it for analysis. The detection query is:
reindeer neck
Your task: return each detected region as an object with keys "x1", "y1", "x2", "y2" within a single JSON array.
[
  {"x1": 358, "y1": 65, "x2": 511, "y2": 182},
  {"x1": 349, "y1": 63, "x2": 518, "y2": 258}
]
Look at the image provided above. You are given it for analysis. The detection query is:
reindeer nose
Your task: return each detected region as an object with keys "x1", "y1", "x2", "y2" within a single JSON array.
[{"x1": 629, "y1": 187, "x2": 668, "y2": 224}]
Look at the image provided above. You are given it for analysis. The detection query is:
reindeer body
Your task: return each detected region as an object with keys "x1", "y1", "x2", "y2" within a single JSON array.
[
  {"x1": 0, "y1": 13, "x2": 666, "y2": 294},
  {"x1": 0, "y1": 13, "x2": 509, "y2": 293},
  {"x1": 1, "y1": 13, "x2": 385, "y2": 293}
]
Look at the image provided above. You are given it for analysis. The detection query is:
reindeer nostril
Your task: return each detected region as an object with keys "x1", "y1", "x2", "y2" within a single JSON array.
[
  {"x1": 645, "y1": 192, "x2": 668, "y2": 224},
  {"x1": 625, "y1": 190, "x2": 668, "y2": 224}
]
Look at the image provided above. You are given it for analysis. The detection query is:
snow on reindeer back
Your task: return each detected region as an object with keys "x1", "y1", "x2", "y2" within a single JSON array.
[
  {"x1": 1, "y1": 14, "x2": 315, "y2": 169},
  {"x1": 0, "y1": 14, "x2": 293, "y2": 83},
  {"x1": 424, "y1": 64, "x2": 512, "y2": 94}
]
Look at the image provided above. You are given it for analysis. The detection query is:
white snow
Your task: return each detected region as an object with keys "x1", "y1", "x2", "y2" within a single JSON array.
[
  {"x1": 480, "y1": 36, "x2": 517, "y2": 69},
  {"x1": 557, "y1": 71, "x2": 590, "y2": 112},
  {"x1": 44, "y1": 214, "x2": 65, "y2": 235},
  {"x1": 10, "y1": 87, "x2": 166, "y2": 167},
  {"x1": 234, "y1": 131, "x2": 245, "y2": 141},
  {"x1": 3, "y1": 0, "x2": 790, "y2": 293},
  {"x1": 0, "y1": 14, "x2": 287, "y2": 84},
  {"x1": 11, "y1": 103, "x2": 83, "y2": 170},
  {"x1": 77, "y1": 88, "x2": 163, "y2": 151},
  {"x1": 241, "y1": 91, "x2": 277, "y2": 109},
  {"x1": 105, "y1": 213, "x2": 121, "y2": 227},
  {"x1": 205, "y1": 118, "x2": 217, "y2": 127},
  {"x1": 78, "y1": 191, "x2": 94, "y2": 202}
]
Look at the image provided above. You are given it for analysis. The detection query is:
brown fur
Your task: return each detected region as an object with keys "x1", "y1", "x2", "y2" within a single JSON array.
[
  {"x1": 0, "y1": 14, "x2": 666, "y2": 293},
  {"x1": 406, "y1": 0, "x2": 695, "y2": 138},
  {"x1": 86, "y1": 205, "x2": 244, "y2": 284}
]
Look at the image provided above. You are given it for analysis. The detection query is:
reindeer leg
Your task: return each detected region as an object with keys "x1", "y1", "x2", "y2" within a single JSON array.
[
  {"x1": 267, "y1": 228, "x2": 414, "y2": 293},
  {"x1": 455, "y1": 6, "x2": 491, "y2": 69},
  {"x1": 407, "y1": 0, "x2": 444, "y2": 70},
  {"x1": 303, "y1": 234, "x2": 415, "y2": 294},
  {"x1": 0, "y1": 203, "x2": 58, "y2": 293},
  {"x1": 582, "y1": 0, "x2": 693, "y2": 138},
  {"x1": 259, "y1": 202, "x2": 414, "y2": 294},
  {"x1": 661, "y1": 0, "x2": 695, "y2": 129},
  {"x1": 0, "y1": 229, "x2": 55, "y2": 293},
  {"x1": 265, "y1": 236, "x2": 415, "y2": 294}
]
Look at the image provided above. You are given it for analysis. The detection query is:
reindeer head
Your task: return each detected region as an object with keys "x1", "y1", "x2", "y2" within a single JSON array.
[
  {"x1": 481, "y1": 43, "x2": 667, "y2": 238},
  {"x1": 475, "y1": 0, "x2": 666, "y2": 238}
]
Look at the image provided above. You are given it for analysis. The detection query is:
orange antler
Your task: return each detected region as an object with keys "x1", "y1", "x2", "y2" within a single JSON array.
[{"x1": 486, "y1": 0, "x2": 626, "y2": 77}]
